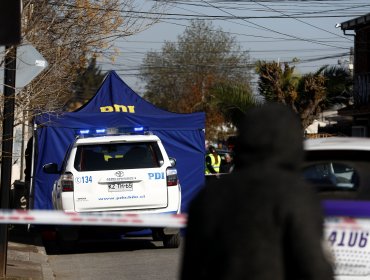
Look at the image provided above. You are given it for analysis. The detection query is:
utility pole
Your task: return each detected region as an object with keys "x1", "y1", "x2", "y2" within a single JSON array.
[
  {"x1": 0, "y1": 1, "x2": 22, "y2": 276},
  {"x1": 0, "y1": 45, "x2": 17, "y2": 277}
]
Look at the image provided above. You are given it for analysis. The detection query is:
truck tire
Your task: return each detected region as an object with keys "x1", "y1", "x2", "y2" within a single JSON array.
[
  {"x1": 57, "y1": 237, "x2": 76, "y2": 253},
  {"x1": 56, "y1": 226, "x2": 79, "y2": 253},
  {"x1": 163, "y1": 233, "x2": 180, "y2": 248}
]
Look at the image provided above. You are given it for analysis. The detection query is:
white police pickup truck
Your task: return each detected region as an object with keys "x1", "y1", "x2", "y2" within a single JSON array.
[{"x1": 43, "y1": 130, "x2": 181, "y2": 248}]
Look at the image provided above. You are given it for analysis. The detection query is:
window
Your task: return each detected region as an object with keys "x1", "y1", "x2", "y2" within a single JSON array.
[
  {"x1": 303, "y1": 162, "x2": 358, "y2": 190},
  {"x1": 74, "y1": 142, "x2": 163, "y2": 171}
]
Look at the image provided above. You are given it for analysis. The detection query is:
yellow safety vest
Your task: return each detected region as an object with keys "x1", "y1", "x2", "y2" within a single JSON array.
[{"x1": 205, "y1": 153, "x2": 221, "y2": 174}]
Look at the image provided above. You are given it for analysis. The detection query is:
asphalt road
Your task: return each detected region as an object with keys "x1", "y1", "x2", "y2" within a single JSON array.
[{"x1": 45, "y1": 236, "x2": 183, "y2": 280}]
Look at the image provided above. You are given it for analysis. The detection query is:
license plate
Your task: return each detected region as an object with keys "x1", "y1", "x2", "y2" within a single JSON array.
[{"x1": 108, "y1": 183, "x2": 133, "y2": 192}]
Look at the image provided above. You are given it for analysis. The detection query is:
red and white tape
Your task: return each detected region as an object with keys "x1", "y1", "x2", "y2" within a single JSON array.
[{"x1": 0, "y1": 210, "x2": 187, "y2": 228}]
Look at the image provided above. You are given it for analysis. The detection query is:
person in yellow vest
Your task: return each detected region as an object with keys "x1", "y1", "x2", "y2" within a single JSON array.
[{"x1": 205, "y1": 145, "x2": 221, "y2": 174}]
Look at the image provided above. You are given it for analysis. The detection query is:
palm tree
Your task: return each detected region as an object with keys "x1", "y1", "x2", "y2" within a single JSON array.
[
  {"x1": 255, "y1": 60, "x2": 348, "y2": 129},
  {"x1": 256, "y1": 61, "x2": 300, "y2": 109},
  {"x1": 318, "y1": 65, "x2": 353, "y2": 108},
  {"x1": 210, "y1": 82, "x2": 260, "y2": 128}
]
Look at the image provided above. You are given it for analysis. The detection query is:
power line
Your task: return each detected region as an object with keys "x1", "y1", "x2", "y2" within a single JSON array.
[
  {"x1": 199, "y1": 0, "x2": 349, "y2": 49},
  {"x1": 248, "y1": 0, "x2": 352, "y2": 41},
  {"x1": 88, "y1": 0, "x2": 359, "y2": 82}
]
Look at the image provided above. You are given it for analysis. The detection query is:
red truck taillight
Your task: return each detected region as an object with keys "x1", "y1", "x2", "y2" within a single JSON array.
[
  {"x1": 166, "y1": 168, "x2": 178, "y2": 187},
  {"x1": 61, "y1": 173, "x2": 74, "y2": 192}
]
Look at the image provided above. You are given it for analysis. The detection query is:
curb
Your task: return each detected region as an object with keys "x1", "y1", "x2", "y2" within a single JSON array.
[
  {"x1": 33, "y1": 236, "x2": 55, "y2": 280},
  {"x1": 6, "y1": 241, "x2": 55, "y2": 280},
  {"x1": 5, "y1": 225, "x2": 55, "y2": 280}
]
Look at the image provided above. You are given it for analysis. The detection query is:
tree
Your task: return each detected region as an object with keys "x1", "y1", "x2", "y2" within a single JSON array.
[
  {"x1": 296, "y1": 72, "x2": 327, "y2": 129},
  {"x1": 210, "y1": 82, "x2": 260, "y2": 128},
  {"x1": 67, "y1": 57, "x2": 106, "y2": 111},
  {"x1": 256, "y1": 61, "x2": 300, "y2": 107},
  {"x1": 0, "y1": 0, "x2": 168, "y2": 166},
  {"x1": 140, "y1": 20, "x2": 253, "y2": 140},
  {"x1": 256, "y1": 61, "x2": 353, "y2": 129},
  {"x1": 319, "y1": 65, "x2": 353, "y2": 108},
  {"x1": 0, "y1": 0, "x2": 167, "y2": 127}
]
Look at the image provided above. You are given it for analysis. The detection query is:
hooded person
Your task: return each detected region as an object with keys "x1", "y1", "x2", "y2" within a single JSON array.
[{"x1": 181, "y1": 103, "x2": 333, "y2": 280}]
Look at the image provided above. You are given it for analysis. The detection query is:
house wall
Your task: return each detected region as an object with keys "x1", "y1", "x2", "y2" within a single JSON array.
[
  {"x1": 354, "y1": 26, "x2": 370, "y2": 74},
  {"x1": 353, "y1": 26, "x2": 370, "y2": 106},
  {"x1": 354, "y1": 73, "x2": 370, "y2": 106}
]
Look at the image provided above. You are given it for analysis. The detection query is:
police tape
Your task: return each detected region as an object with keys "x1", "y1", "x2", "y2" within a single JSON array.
[
  {"x1": 0, "y1": 210, "x2": 187, "y2": 228},
  {"x1": 1, "y1": 201, "x2": 370, "y2": 229}
]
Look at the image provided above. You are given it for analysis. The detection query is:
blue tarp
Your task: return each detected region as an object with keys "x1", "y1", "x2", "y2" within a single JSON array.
[{"x1": 33, "y1": 71, "x2": 206, "y2": 212}]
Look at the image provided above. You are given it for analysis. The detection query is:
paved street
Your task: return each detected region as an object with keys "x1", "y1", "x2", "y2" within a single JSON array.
[{"x1": 46, "y1": 237, "x2": 183, "y2": 280}]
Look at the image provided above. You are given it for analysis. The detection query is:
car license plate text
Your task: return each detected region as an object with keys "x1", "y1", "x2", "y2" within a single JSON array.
[{"x1": 108, "y1": 183, "x2": 133, "y2": 192}]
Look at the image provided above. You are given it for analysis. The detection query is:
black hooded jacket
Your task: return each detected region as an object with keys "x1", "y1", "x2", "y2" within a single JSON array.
[{"x1": 181, "y1": 104, "x2": 333, "y2": 280}]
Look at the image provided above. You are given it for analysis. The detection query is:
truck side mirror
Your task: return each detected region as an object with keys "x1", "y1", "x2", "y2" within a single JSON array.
[{"x1": 43, "y1": 163, "x2": 60, "y2": 174}]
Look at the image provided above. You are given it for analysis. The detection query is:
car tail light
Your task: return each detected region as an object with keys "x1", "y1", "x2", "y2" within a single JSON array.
[
  {"x1": 61, "y1": 173, "x2": 74, "y2": 192},
  {"x1": 166, "y1": 167, "x2": 178, "y2": 187}
]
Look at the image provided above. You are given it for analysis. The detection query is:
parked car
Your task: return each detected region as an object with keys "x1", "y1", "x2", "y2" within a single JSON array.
[
  {"x1": 304, "y1": 137, "x2": 370, "y2": 200},
  {"x1": 43, "y1": 132, "x2": 181, "y2": 248},
  {"x1": 304, "y1": 137, "x2": 370, "y2": 280}
]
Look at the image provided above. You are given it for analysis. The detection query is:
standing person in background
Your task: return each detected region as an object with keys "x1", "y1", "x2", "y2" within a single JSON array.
[
  {"x1": 24, "y1": 136, "x2": 33, "y2": 183},
  {"x1": 181, "y1": 103, "x2": 333, "y2": 280},
  {"x1": 205, "y1": 145, "x2": 221, "y2": 175},
  {"x1": 217, "y1": 141, "x2": 227, "y2": 150},
  {"x1": 220, "y1": 153, "x2": 234, "y2": 173}
]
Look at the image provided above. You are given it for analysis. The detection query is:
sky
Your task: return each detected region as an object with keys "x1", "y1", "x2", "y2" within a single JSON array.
[{"x1": 97, "y1": 0, "x2": 369, "y2": 94}]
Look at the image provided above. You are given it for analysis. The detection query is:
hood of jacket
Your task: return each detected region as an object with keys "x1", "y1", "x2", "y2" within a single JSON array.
[{"x1": 234, "y1": 103, "x2": 304, "y2": 172}]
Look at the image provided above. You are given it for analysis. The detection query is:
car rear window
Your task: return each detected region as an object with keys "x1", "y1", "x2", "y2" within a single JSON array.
[
  {"x1": 74, "y1": 142, "x2": 164, "y2": 171},
  {"x1": 303, "y1": 162, "x2": 359, "y2": 190},
  {"x1": 304, "y1": 150, "x2": 364, "y2": 192}
]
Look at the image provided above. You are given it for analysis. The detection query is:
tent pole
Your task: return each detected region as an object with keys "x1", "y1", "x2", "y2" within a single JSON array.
[{"x1": 28, "y1": 122, "x2": 37, "y2": 210}]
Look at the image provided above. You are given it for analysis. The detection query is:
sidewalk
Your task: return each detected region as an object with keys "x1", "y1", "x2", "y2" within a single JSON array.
[{"x1": 2, "y1": 225, "x2": 55, "y2": 280}]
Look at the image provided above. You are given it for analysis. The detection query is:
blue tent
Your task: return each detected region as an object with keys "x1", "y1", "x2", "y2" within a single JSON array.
[{"x1": 33, "y1": 71, "x2": 206, "y2": 212}]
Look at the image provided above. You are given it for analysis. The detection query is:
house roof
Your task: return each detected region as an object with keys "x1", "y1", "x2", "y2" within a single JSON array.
[{"x1": 341, "y1": 13, "x2": 370, "y2": 31}]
